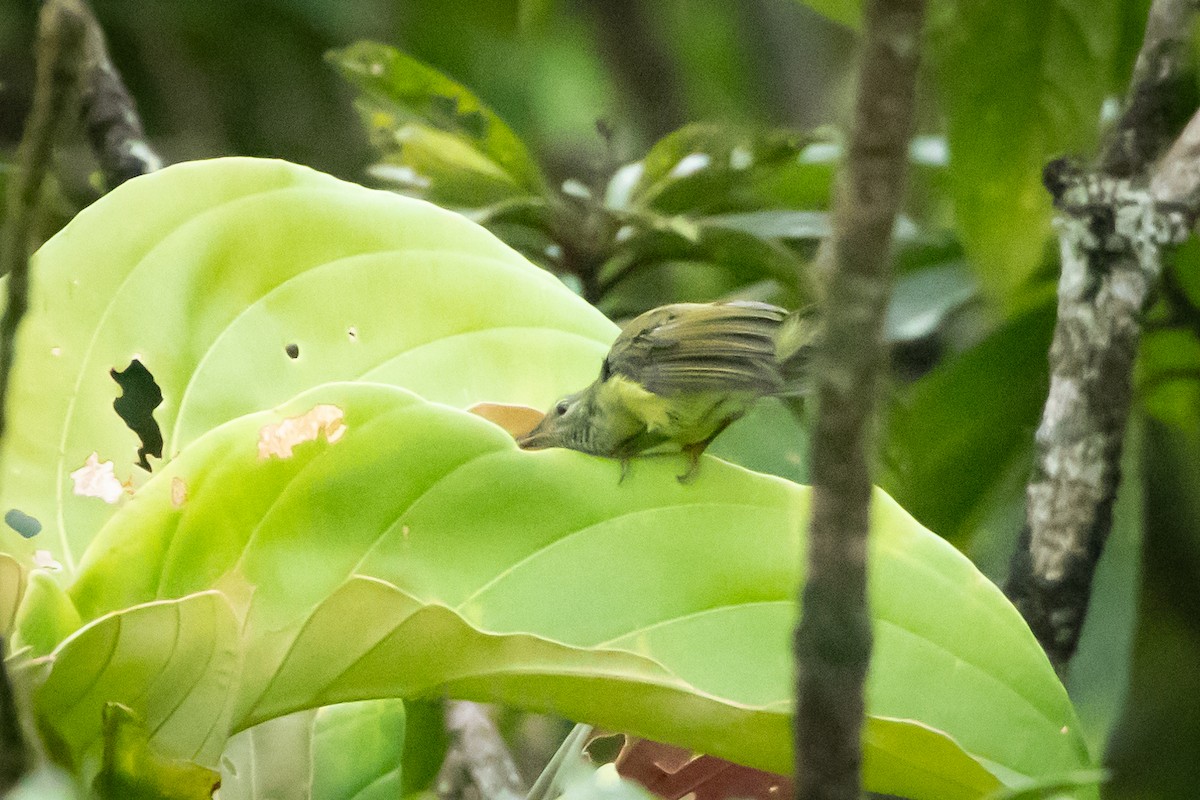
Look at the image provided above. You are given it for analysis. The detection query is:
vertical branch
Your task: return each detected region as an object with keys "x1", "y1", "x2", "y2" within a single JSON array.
[
  {"x1": 437, "y1": 701, "x2": 527, "y2": 800},
  {"x1": 793, "y1": 1, "x2": 925, "y2": 799},
  {"x1": 71, "y1": 0, "x2": 163, "y2": 189},
  {"x1": 0, "y1": 1, "x2": 88, "y2": 439},
  {"x1": 1005, "y1": 0, "x2": 1200, "y2": 673}
]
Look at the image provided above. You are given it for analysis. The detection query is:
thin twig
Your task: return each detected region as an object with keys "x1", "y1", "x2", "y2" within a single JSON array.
[
  {"x1": 1005, "y1": 0, "x2": 1200, "y2": 673},
  {"x1": 436, "y1": 701, "x2": 527, "y2": 800},
  {"x1": 0, "y1": 0, "x2": 88, "y2": 442},
  {"x1": 792, "y1": 1, "x2": 925, "y2": 799}
]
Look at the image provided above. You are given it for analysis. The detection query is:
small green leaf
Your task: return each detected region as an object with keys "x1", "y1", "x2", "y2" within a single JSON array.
[
  {"x1": 328, "y1": 41, "x2": 544, "y2": 199},
  {"x1": 92, "y1": 703, "x2": 221, "y2": 800},
  {"x1": 630, "y1": 124, "x2": 813, "y2": 215},
  {"x1": 11, "y1": 570, "x2": 81, "y2": 658}
]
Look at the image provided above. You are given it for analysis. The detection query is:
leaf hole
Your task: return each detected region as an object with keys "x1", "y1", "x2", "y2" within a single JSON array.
[
  {"x1": 111, "y1": 359, "x2": 163, "y2": 472},
  {"x1": 4, "y1": 509, "x2": 41, "y2": 539},
  {"x1": 286, "y1": 343, "x2": 300, "y2": 359}
]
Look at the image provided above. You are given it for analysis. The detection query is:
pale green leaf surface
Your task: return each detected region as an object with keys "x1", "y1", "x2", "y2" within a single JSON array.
[
  {"x1": 37, "y1": 591, "x2": 240, "y2": 775},
  {"x1": 219, "y1": 710, "x2": 316, "y2": 800},
  {"x1": 60, "y1": 383, "x2": 1091, "y2": 798},
  {"x1": 0, "y1": 157, "x2": 614, "y2": 574}
]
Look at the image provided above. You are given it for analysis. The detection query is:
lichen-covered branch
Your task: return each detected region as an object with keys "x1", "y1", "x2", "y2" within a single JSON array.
[
  {"x1": 437, "y1": 701, "x2": 527, "y2": 800},
  {"x1": 792, "y1": 1, "x2": 925, "y2": 798},
  {"x1": 0, "y1": 0, "x2": 88, "y2": 444},
  {"x1": 68, "y1": 0, "x2": 163, "y2": 188},
  {"x1": 1005, "y1": 0, "x2": 1200, "y2": 673}
]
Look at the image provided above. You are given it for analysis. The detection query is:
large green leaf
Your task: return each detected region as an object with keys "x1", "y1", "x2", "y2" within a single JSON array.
[
  {"x1": 46, "y1": 382, "x2": 1093, "y2": 798},
  {"x1": 929, "y1": 1, "x2": 1122, "y2": 295},
  {"x1": 0, "y1": 157, "x2": 614, "y2": 574}
]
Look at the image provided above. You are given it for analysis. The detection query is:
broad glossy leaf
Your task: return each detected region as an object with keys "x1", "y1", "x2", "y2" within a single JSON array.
[
  {"x1": 0, "y1": 157, "x2": 614, "y2": 573},
  {"x1": 61, "y1": 383, "x2": 1091, "y2": 799},
  {"x1": 328, "y1": 41, "x2": 544, "y2": 199},
  {"x1": 37, "y1": 591, "x2": 240, "y2": 778},
  {"x1": 929, "y1": 1, "x2": 1121, "y2": 294}
]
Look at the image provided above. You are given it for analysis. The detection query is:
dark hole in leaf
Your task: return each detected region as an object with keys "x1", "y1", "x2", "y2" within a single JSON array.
[
  {"x1": 111, "y1": 359, "x2": 163, "y2": 472},
  {"x1": 4, "y1": 509, "x2": 41, "y2": 538},
  {"x1": 286, "y1": 343, "x2": 300, "y2": 359}
]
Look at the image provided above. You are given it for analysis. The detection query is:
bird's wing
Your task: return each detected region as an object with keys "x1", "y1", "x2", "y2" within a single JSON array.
[{"x1": 606, "y1": 301, "x2": 788, "y2": 395}]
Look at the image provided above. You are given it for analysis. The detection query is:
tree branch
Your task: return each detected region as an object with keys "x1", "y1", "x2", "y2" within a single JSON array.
[
  {"x1": 70, "y1": 0, "x2": 163, "y2": 189},
  {"x1": 436, "y1": 701, "x2": 527, "y2": 800},
  {"x1": 0, "y1": 0, "x2": 88, "y2": 444},
  {"x1": 1005, "y1": 0, "x2": 1200, "y2": 673},
  {"x1": 792, "y1": 1, "x2": 925, "y2": 799}
]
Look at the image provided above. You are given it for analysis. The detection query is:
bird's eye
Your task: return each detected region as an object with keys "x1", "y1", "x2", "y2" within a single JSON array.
[{"x1": 555, "y1": 400, "x2": 570, "y2": 416}]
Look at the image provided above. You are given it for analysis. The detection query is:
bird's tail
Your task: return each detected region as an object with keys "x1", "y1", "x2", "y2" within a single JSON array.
[{"x1": 775, "y1": 306, "x2": 821, "y2": 396}]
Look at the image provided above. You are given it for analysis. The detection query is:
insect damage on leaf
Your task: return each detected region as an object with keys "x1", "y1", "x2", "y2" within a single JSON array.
[
  {"x1": 170, "y1": 478, "x2": 188, "y2": 508},
  {"x1": 257, "y1": 404, "x2": 347, "y2": 459},
  {"x1": 110, "y1": 359, "x2": 164, "y2": 471},
  {"x1": 69, "y1": 452, "x2": 127, "y2": 504}
]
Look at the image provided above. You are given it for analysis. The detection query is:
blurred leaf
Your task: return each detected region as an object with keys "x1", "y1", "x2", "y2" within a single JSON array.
[
  {"x1": 882, "y1": 293, "x2": 1057, "y2": 543},
  {"x1": 699, "y1": 210, "x2": 830, "y2": 241},
  {"x1": 794, "y1": 0, "x2": 863, "y2": 30},
  {"x1": 5, "y1": 766, "x2": 80, "y2": 800},
  {"x1": 708, "y1": 398, "x2": 809, "y2": 484},
  {"x1": 92, "y1": 703, "x2": 221, "y2": 800},
  {"x1": 328, "y1": 41, "x2": 544, "y2": 203},
  {"x1": 930, "y1": 2, "x2": 1122, "y2": 296},
  {"x1": 885, "y1": 262, "x2": 977, "y2": 342},
  {"x1": 312, "y1": 700, "x2": 407, "y2": 800},
  {"x1": 630, "y1": 124, "x2": 813, "y2": 215},
  {"x1": 1137, "y1": 328, "x2": 1200, "y2": 434},
  {"x1": 983, "y1": 768, "x2": 1108, "y2": 800}
]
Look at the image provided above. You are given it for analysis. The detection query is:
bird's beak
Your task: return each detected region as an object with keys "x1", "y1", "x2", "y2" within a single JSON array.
[{"x1": 516, "y1": 423, "x2": 553, "y2": 450}]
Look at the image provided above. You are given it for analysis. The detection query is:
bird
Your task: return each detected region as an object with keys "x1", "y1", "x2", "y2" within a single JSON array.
[{"x1": 517, "y1": 300, "x2": 818, "y2": 482}]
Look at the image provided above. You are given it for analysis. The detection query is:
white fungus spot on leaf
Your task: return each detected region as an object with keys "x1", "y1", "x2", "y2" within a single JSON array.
[
  {"x1": 69, "y1": 452, "x2": 125, "y2": 504},
  {"x1": 50, "y1": 347, "x2": 62, "y2": 357},
  {"x1": 171, "y1": 477, "x2": 188, "y2": 508},
  {"x1": 258, "y1": 404, "x2": 347, "y2": 459}
]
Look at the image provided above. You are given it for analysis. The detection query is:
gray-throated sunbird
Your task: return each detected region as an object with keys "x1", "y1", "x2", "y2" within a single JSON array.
[{"x1": 517, "y1": 301, "x2": 818, "y2": 482}]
